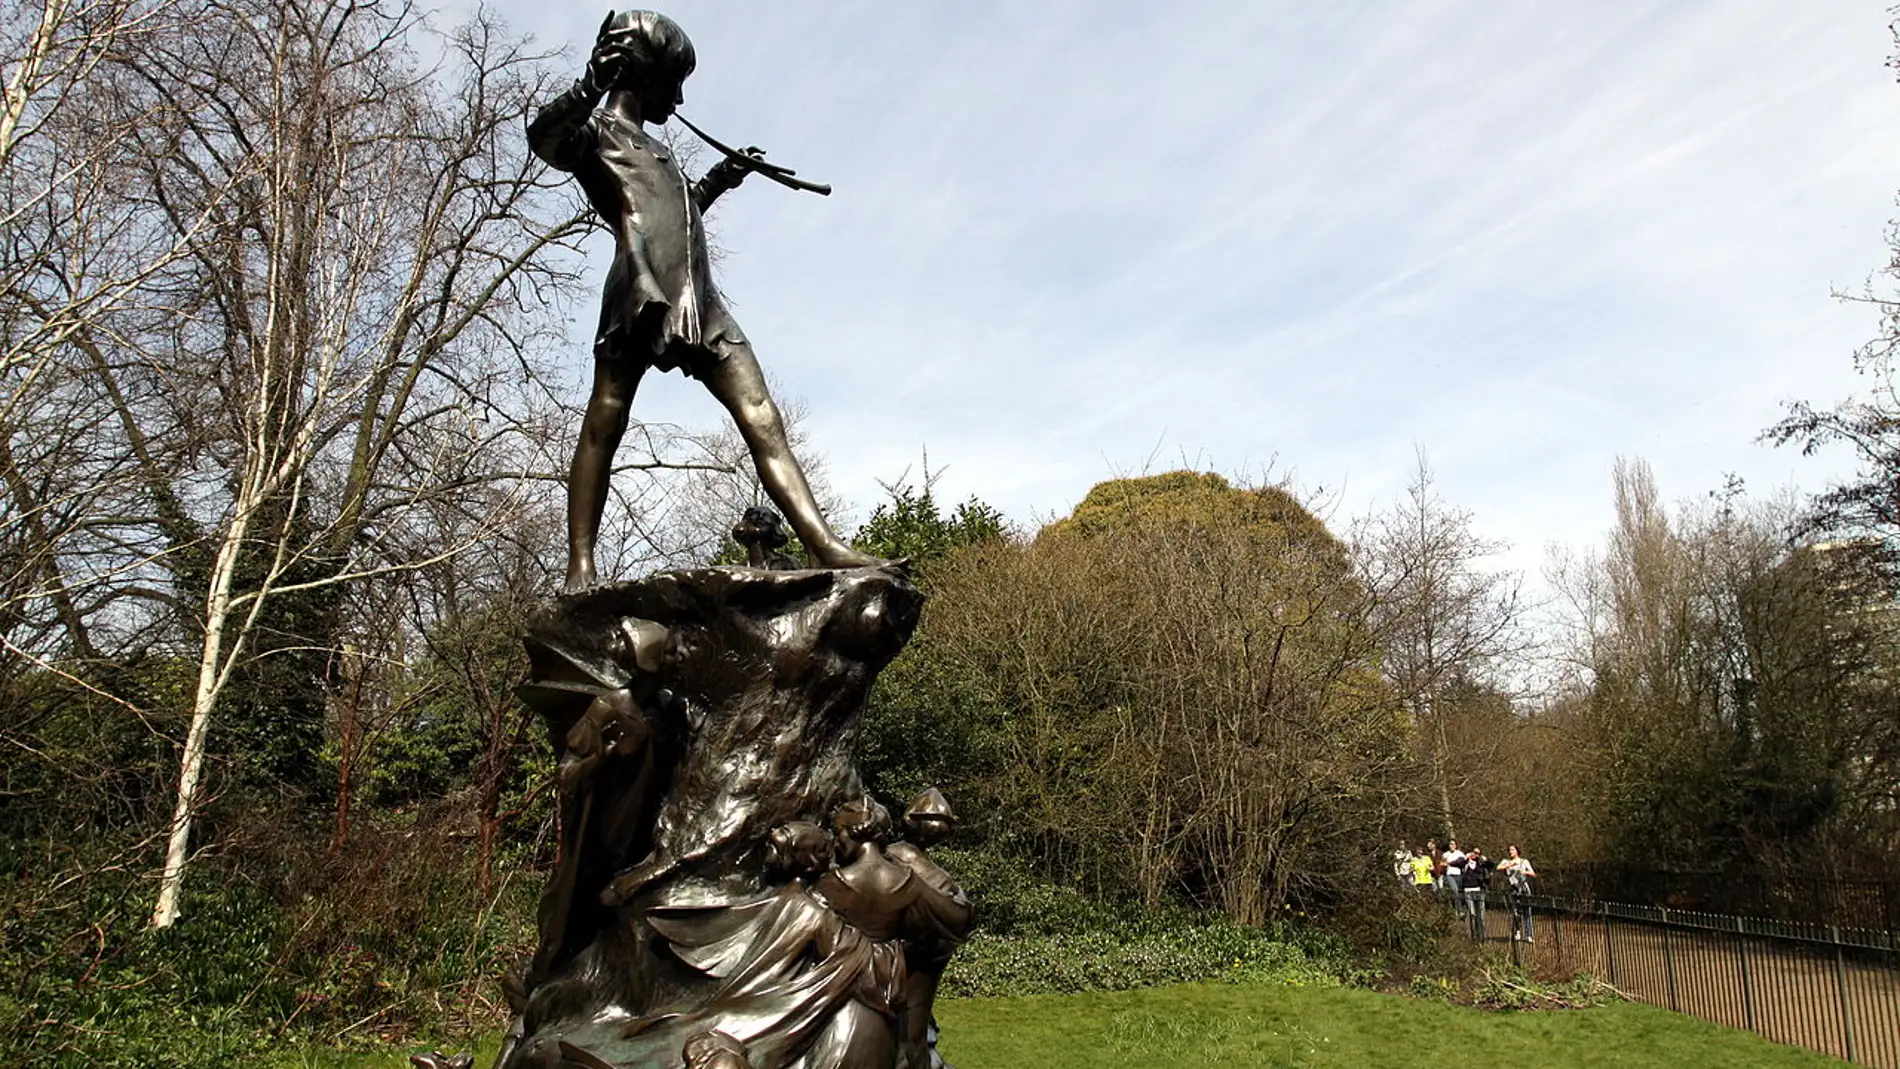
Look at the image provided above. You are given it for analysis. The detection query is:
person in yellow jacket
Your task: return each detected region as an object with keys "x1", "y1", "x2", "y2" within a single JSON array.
[{"x1": 1407, "y1": 850, "x2": 1434, "y2": 893}]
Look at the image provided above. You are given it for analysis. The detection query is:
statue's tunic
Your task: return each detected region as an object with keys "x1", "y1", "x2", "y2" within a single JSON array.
[
  {"x1": 626, "y1": 886, "x2": 904, "y2": 1069},
  {"x1": 527, "y1": 83, "x2": 746, "y2": 377}
]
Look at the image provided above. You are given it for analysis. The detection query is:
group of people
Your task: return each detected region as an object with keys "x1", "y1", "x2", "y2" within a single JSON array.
[{"x1": 1391, "y1": 839, "x2": 1538, "y2": 942}]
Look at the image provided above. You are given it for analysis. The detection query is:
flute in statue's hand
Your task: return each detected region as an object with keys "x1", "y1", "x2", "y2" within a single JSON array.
[{"x1": 676, "y1": 114, "x2": 832, "y2": 196}]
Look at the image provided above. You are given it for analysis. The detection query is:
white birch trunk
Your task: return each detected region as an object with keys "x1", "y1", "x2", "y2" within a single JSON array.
[
  {"x1": 150, "y1": 506, "x2": 251, "y2": 929},
  {"x1": 0, "y1": 0, "x2": 66, "y2": 169}
]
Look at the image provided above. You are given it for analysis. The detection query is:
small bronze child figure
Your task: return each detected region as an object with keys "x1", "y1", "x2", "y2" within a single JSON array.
[
  {"x1": 731, "y1": 506, "x2": 799, "y2": 570},
  {"x1": 682, "y1": 1031, "x2": 753, "y2": 1069},
  {"x1": 888, "y1": 788, "x2": 972, "y2": 1069},
  {"x1": 529, "y1": 10, "x2": 880, "y2": 592}
]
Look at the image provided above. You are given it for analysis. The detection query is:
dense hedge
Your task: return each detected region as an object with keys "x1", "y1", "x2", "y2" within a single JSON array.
[
  {"x1": 932, "y1": 847, "x2": 1368, "y2": 997},
  {"x1": 2, "y1": 819, "x2": 538, "y2": 1068}
]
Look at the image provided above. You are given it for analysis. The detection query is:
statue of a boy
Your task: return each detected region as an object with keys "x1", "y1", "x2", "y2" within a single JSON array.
[{"x1": 528, "y1": 10, "x2": 879, "y2": 591}]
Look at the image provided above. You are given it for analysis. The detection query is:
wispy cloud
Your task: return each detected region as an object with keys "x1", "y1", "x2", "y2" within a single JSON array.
[{"x1": 479, "y1": 0, "x2": 1900, "y2": 566}]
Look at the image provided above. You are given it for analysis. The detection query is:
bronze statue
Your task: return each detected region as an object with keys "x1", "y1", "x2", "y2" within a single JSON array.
[
  {"x1": 528, "y1": 10, "x2": 879, "y2": 592},
  {"x1": 634, "y1": 818, "x2": 908, "y2": 1068},
  {"x1": 483, "y1": 553, "x2": 968, "y2": 1069},
  {"x1": 816, "y1": 798, "x2": 919, "y2": 941},
  {"x1": 475, "y1": 7, "x2": 972, "y2": 1062},
  {"x1": 511, "y1": 617, "x2": 675, "y2": 1017}
]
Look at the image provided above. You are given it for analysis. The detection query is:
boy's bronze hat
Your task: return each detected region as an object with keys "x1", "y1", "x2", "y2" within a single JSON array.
[{"x1": 905, "y1": 786, "x2": 955, "y2": 824}]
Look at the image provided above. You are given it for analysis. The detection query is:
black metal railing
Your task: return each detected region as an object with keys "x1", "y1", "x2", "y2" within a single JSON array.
[
  {"x1": 1536, "y1": 864, "x2": 1900, "y2": 932},
  {"x1": 1472, "y1": 893, "x2": 1900, "y2": 1067}
]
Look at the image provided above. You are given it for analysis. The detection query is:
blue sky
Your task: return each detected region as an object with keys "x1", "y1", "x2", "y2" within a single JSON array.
[{"x1": 482, "y1": 0, "x2": 1900, "y2": 571}]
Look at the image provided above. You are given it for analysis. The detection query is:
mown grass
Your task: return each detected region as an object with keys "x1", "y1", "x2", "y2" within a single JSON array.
[
  {"x1": 271, "y1": 1034, "x2": 505, "y2": 1069},
  {"x1": 277, "y1": 980, "x2": 1846, "y2": 1069},
  {"x1": 936, "y1": 982, "x2": 1847, "y2": 1069}
]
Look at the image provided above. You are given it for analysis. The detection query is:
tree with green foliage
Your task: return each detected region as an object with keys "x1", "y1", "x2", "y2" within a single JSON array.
[
  {"x1": 870, "y1": 471, "x2": 1408, "y2": 924},
  {"x1": 853, "y1": 476, "x2": 1010, "y2": 568},
  {"x1": 852, "y1": 470, "x2": 1010, "y2": 805},
  {"x1": 1047, "y1": 470, "x2": 1340, "y2": 553},
  {"x1": 1552, "y1": 460, "x2": 1900, "y2": 874}
]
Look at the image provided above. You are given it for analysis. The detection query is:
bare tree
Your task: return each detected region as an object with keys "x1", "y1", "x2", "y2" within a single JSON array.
[
  {"x1": 1134, "y1": 512, "x2": 1404, "y2": 922},
  {"x1": 0, "y1": 0, "x2": 216, "y2": 681},
  {"x1": 1357, "y1": 451, "x2": 1530, "y2": 839},
  {"x1": 616, "y1": 387, "x2": 844, "y2": 569},
  {"x1": 1, "y1": 0, "x2": 193, "y2": 381},
  {"x1": 45, "y1": 0, "x2": 598, "y2": 927}
]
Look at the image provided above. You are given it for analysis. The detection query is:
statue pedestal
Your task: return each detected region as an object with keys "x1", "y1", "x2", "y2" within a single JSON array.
[{"x1": 500, "y1": 564, "x2": 962, "y2": 1069}]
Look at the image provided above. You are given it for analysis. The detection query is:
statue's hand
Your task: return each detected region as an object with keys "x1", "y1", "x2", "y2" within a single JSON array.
[
  {"x1": 705, "y1": 147, "x2": 766, "y2": 189},
  {"x1": 584, "y1": 27, "x2": 634, "y2": 95}
]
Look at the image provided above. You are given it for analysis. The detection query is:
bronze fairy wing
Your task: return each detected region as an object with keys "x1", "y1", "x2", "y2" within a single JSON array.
[{"x1": 516, "y1": 633, "x2": 633, "y2": 731}]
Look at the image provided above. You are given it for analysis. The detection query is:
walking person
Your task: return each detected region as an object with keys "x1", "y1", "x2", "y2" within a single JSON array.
[
  {"x1": 1498, "y1": 845, "x2": 1537, "y2": 942},
  {"x1": 1408, "y1": 849, "x2": 1434, "y2": 893},
  {"x1": 1440, "y1": 840, "x2": 1466, "y2": 915},
  {"x1": 1392, "y1": 839, "x2": 1414, "y2": 888},
  {"x1": 1461, "y1": 847, "x2": 1493, "y2": 940}
]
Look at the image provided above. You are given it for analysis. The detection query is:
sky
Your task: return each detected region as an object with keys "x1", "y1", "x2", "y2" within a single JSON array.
[{"x1": 476, "y1": 0, "x2": 1900, "y2": 575}]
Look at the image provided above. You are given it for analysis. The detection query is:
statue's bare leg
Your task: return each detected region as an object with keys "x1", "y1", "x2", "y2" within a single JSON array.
[
  {"x1": 699, "y1": 345, "x2": 883, "y2": 569},
  {"x1": 566, "y1": 360, "x2": 645, "y2": 593}
]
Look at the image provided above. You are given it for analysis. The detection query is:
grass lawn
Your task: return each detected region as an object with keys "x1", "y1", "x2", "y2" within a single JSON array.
[
  {"x1": 277, "y1": 982, "x2": 1847, "y2": 1068},
  {"x1": 934, "y1": 982, "x2": 1849, "y2": 1069},
  {"x1": 274, "y1": 1036, "x2": 507, "y2": 1069}
]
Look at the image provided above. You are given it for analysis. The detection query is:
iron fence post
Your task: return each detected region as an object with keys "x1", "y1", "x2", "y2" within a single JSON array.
[
  {"x1": 1734, "y1": 914, "x2": 1754, "y2": 1034},
  {"x1": 1831, "y1": 927, "x2": 1856, "y2": 1064},
  {"x1": 1885, "y1": 881, "x2": 1897, "y2": 951},
  {"x1": 1603, "y1": 904, "x2": 1617, "y2": 985},
  {"x1": 1661, "y1": 907, "x2": 1679, "y2": 1012}
]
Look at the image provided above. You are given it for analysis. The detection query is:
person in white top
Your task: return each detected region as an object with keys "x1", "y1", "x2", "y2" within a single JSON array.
[
  {"x1": 1440, "y1": 840, "x2": 1466, "y2": 913},
  {"x1": 1498, "y1": 845, "x2": 1537, "y2": 942}
]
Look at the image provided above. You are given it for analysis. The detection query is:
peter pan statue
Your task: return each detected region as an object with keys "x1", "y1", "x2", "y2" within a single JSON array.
[{"x1": 528, "y1": 10, "x2": 881, "y2": 592}]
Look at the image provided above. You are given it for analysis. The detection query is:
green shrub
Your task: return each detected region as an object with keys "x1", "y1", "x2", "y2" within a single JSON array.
[
  {"x1": 942, "y1": 925, "x2": 1344, "y2": 998},
  {"x1": 933, "y1": 847, "x2": 1147, "y2": 937},
  {"x1": 934, "y1": 848, "x2": 1362, "y2": 997},
  {"x1": 1, "y1": 820, "x2": 531, "y2": 1068},
  {"x1": 2, "y1": 849, "x2": 286, "y2": 1067},
  {"x1": 1326, "y1": 886, "x2": 1459, "y2": 967},
  {"x1": 1471, "y1": 967, "x2": 1625, "y2": 1012}
]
